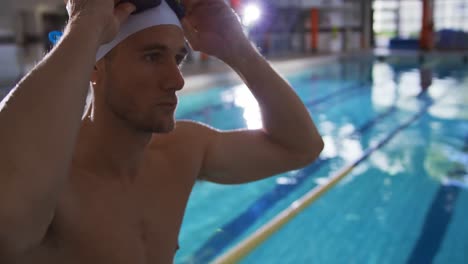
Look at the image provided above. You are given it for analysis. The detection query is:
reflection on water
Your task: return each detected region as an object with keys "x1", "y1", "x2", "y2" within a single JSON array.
[
  {"x1": 426, "y1": 142, "x2": 468, "y2": 189},
  {"x1": 328, "y1": 57, "x2": 468, "y2": 189},
  {"x1": 371, "y1": 63, "x2": 398, "y2": 109},
  {"x1": 428, "y1": 77, "x2": 468, "y2": 120},
  {"x1": 222, "y1": 84, "x2": 263, "y2": 129},
  {"x1": 339, "y1": 138, "x2": 364, "y2": 163},
  {"x1": 369, "y1": 58, "x2": 468, "y2": 189},
  {"x1": 321, "y1": 135, "x2": 337, "y2": 158},
  {"x1": 370, "y1": 151, "x2": 406, "y2": 176}
]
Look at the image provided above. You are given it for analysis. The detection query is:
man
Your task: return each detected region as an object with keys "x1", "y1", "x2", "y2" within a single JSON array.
[{"x1": 0, "y1": 0, "x2": 323, "y2": 263}]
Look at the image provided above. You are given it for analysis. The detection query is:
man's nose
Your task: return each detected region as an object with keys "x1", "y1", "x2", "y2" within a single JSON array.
[{"x1": 162, "y1": 63, "x2": 185, "y2": 92}]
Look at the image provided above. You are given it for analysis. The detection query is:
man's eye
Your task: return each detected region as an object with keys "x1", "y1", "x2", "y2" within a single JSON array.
[{"x1": 144, "y1": 53, "x2": 162, "y2": 62}]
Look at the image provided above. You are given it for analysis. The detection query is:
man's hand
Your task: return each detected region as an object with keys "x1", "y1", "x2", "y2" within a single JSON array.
[
  {"x1": 181, "y1": 0, "x2": 253, "y2": 64},
  {"x1": 66, "y1": 0, "x2": 136, "y2": 44}
]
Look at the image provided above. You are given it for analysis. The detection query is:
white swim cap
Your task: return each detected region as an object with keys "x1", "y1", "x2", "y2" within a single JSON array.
[{"x1": 67, "y1": 0, "x2": 182, "y2": 61}]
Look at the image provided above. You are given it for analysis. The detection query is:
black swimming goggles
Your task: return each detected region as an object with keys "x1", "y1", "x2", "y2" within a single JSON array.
[{"x1": 120, "y1": 0, "x2": 185, "y2": 18}]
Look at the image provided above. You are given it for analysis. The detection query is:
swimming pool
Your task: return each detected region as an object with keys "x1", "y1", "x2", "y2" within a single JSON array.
[{"x1": 175, "y1": 55, "x2": 468, "y2": 263}]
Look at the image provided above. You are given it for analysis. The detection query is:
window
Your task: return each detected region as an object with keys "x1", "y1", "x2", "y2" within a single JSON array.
[{"x1": 434, "y1": 0, "x2": 468, "y2": 31}]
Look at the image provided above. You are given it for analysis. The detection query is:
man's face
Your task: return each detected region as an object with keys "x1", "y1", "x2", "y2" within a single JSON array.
[{"x1": 95, "y1": 25, "x2": 187, "y2": 134}]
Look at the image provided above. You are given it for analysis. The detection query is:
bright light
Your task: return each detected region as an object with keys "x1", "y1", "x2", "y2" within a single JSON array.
[
  {"x1": 228, "y1": 84, "x2": 263, "y2": 129},
  {"x1": 242, "y1": 4, "x2": 261, "y2": 27}
]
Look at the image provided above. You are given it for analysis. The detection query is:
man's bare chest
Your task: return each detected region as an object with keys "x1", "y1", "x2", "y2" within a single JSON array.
[{"x1": 19, "y1": 154, "x2": 198, "y2": 264}]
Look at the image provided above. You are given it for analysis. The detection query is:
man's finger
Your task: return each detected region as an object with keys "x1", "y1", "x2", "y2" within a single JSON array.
[
  {"x1": 181, "y1": 0, "x2": 203, "y2": 14},
  {"x1": 114, "y1": 2, "x2": 136, "y2": 24},
  {"x1": 181, "y1": 0, "x2": 195, "y2": 8}
]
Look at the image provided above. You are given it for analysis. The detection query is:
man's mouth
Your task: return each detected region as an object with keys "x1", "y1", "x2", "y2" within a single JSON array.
[
  {"x1": 158, "y1": 102, "x2": 177, "y2": 107},
  {"x1": 157, "y1": 101, "x2": 178, "y2": 110}
]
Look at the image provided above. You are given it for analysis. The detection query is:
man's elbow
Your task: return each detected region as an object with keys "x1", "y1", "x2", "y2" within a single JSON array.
[{"x1": 296, "y1": 137, "x2": 324, "y2": 166}]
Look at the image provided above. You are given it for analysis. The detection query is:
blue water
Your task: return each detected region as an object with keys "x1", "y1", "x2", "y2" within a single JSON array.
[{"x1": 175, "y1": 56, "x2": 468, "y2": 264}]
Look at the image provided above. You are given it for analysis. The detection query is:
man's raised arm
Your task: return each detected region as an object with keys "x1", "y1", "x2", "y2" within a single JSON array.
[
  {"x1": 181, "y1": 0, "x2": 324, "y2": 184},
  {"x1": 0, "y1": 0, "x2": 135, "y2": 255}
]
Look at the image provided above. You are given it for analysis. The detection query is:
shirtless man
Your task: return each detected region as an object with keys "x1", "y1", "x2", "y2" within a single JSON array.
[{"x1": 0, "y1": 0, "x2": 324, "y2": 263}]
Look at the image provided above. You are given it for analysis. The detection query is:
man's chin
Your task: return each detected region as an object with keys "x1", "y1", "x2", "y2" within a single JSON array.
[
  {"x1": 152, "y1": 120, "x2": 176, "y2": 134},
  {"x1": 154, "y1": 128, "x2": 175, "y2": 134}
]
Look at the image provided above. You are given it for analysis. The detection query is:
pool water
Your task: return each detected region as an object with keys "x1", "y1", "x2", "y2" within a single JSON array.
[{"x1": 175, "y1": 55, "x2": 468, "y2": 264}]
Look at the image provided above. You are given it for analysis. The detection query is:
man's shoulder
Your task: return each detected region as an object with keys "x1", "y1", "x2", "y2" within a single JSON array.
[
  {"x1": 149, "y1": 120, "x2": 218, "y2": 150},
  {"x1": 146, "y1": 121, "x2": 219, "y2": 170},
  {"x1": 175, "y1": 120, "x2": 218, "y2": 135}
]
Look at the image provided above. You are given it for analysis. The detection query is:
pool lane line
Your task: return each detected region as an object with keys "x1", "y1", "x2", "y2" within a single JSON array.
[
  {"x1": 347, "y1": 106, "x2": 397, "y2": 138},
  {"x1": 212, "y1": 98, "x2": 443, "y2": 264},
  {"x1": 189, "y1": 104, "x2": 399, "y2": 263},
  {"x1": 406, "y1": 185, "x2": 462, "y2": 264},
  {"x1": 190, "y1": 158, "x2": 331, "y2": 264},
  {"x1": 407, "y1": 132, "x2": 468, "y2": 264},
  {"x1": 304, "y1": 81, "x2": 368, "y2": 108}
]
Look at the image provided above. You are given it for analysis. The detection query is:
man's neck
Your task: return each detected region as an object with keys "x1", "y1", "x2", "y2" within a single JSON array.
[{"x1": 73, "y1": 109, "x2": 152, "y2": 181}]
